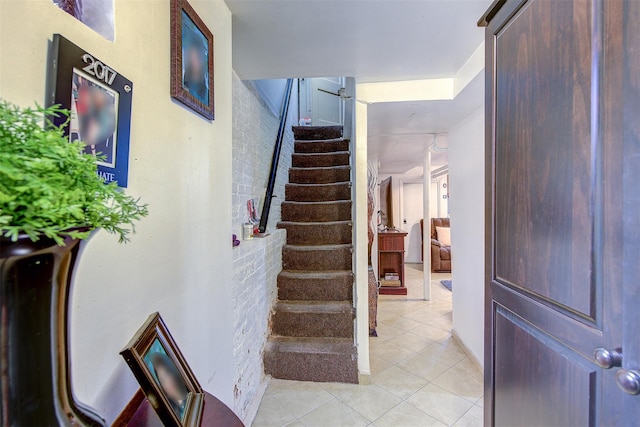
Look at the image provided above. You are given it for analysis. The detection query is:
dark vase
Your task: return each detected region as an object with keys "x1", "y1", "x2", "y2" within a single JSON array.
[{"x1": 0, "y1": 231, "x2": 105, "y2": 426}]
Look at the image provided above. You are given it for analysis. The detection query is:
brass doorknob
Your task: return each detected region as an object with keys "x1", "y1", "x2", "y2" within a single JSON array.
[
  {"x1": 593, "y1": 348, "x2": 623, "y2": 369},
  {"x1": 616, "y1": 369, "x2": 640, "y2": 395}
]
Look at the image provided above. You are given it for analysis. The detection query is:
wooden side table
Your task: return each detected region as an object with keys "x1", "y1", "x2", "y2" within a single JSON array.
[
  {"x1": 113, "y1": 390, "x2": 244, "y2": 427},
  {"x1": 377, "y1": 230, "x2": 408, "y2": 295}
]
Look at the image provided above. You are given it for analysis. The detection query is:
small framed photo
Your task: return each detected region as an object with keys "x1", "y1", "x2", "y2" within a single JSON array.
[
  {"x1": 170, "y1": 0, "x2": 214, "y2": 120},
  {"x1": 47, "y1": 34, "x2": 133, "y2": 187},
  {"x1": 120, "y1": 313, "x2": 204, "y2": 427}
]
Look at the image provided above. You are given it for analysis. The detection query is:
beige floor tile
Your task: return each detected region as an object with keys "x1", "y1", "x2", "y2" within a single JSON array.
[
  {"x1": 475, "y1": 397, "x2": 484, "y2": 408},
  {"x1": 407, "y1": 383, "x2": 474, "y2": 426},
  {"x1": 431, "y1": 366, "x2": 484, "y2": 402},
  {"x1": 369, "y1": 340, "x2": 416, "y2": 363},
  {"x1": 408, "y1": 324, "x2": 452, "y2": 343},
  {"x1": 297, "y1": 398, "x2": 370, "y2": 427},
  {"x1": 368, "y1": 353, "x2": 394, "y2": 374},
  {"x1": 271, "y1": 387, "x2": 335, "y2": 419},
  {"x1": 330, "y1": 384, "x2": 402, "y2": 421},
  {"x1": 382, "y1": 316, "x2": 423, "y2": 331},
  {"x1": 371, "y1": 365, "x2": 429, "y2": 400},
  {"x1": 426, "y1": 315, "x2": 453, "y2": 332},
  {"x1": 372, "y1": 322, "x2": 400, "y2": 340},
  {"x1": 453, "y1": 405, "x2": 484, "y2": 427},
  {"x1": 252, "y1": 392, "x2": 298, "y2": 427},
  {"x1": 454, "y1": 357, "x2": 483, "y2": 376},
  {"x1": 395, "y1": 352, "x2": 451, "y2": 381},
  {"x1": 373, "y1": 401, "x2": 446, "y2": 427},
  {"x1": 386, "y1": 331, "x2": 435, "y2": 353},
  {"x1": 401, "y1": 308, "x2": 445, "y2": 324},
  {"x1": 416, "y1": 343, "x2": 467, "y2": 367},
  {"x1": 284, "y1": 422, "x2": 306, "y2": 427}
]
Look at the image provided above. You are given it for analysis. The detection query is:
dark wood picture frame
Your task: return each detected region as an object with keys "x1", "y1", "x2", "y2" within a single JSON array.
[
  {"x1": 120, "y1": 313, "x2": 204, "y2": 427},
  {"x1": 47, "y1": 34, "x2": 133, "y2": 187},
  {"x1": 170, "y1": 0, "x2": 214, "y2": 120}
]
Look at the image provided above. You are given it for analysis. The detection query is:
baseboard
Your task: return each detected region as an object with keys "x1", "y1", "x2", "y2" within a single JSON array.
[
  {"x1": 451, "y1": 329, "x2": 483, "y2": 373},
  {"x1": 242, "y1": 377, "x2": 270, "y2": 427},
  {"x1": 358, "y1": 372, "x2": 371, "y2": 385}
]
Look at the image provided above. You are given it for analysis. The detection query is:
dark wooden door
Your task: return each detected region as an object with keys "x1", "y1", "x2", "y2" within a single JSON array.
[{"x1": 481, "y1": 0, "x2": 640, "y2": 425}]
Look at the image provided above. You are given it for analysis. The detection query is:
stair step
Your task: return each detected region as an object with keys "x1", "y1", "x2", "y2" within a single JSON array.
[
  {"x1": 289, "y1": 166, "x2": 350, "y2": 184},
  {"x1": 293, "y1": 125, "x2": 343, "y2": 140},
  {"x1": 272, "y1": 301, "x2": 354, "y2": 338},
  {"x1": 264, "y1": 337, "x2": 358, "y2": 383},
  {"x1": 295, "y1": 139, "x2": 350, "y2": 154},
  {"x1": 278, "y1": 221, "x2": 352, "y2": 245},
  {"x1": 286, "y1": 182, "x2": 351, "y2": 202},
  {"x1": 278, "y1": 271, "x2": 353, "y2": 301},
  {"x1": 281, "y1": 200, "x2": 351, "y2": 222},
  {"x1": 291, "y1": 152, "x2": 350, "y2": 168},
  {"x1": 282, "y1": 244, "x2": 352, "y2": 271}
]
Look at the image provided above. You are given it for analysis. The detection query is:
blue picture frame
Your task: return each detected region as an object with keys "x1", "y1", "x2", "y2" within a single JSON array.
[{"x1": 47, "y1": 34, "x2": 133, "y2": 187}]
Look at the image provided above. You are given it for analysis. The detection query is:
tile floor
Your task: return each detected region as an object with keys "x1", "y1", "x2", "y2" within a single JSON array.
[{"x1": 252, "y1": 264, "x2": 483, "y2": 427}]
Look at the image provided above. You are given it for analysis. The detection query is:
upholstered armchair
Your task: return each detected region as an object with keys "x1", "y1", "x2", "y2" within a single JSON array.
[{"x1": 430, "y1": 218, "x2": 451, "y2": 272}]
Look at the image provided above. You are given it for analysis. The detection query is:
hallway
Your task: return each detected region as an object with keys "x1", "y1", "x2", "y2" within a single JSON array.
[{"x1": 253, "y1": 264, "x2": 483, "y2": 426}]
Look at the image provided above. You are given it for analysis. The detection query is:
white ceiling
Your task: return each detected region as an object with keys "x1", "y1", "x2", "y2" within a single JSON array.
[
  {"x1": 225, "y1": 0, "x2": 491, "y2": 179},
  {"x1": 369, "y1": 70, "x2": 484, "y2": 176},
  {"x1": 226, "y1": 0, "x2": 491, "y2": 82}
]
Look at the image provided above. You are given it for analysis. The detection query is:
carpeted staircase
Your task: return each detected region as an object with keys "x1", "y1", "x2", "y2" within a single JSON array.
[{"x1": 263, "y1": 125, "x2": 358, "y2": 384}]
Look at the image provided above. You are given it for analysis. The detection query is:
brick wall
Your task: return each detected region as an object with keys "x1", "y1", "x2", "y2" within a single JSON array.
[{"x1": 231, "y1": 73, "x2": 294, "y2": 424}]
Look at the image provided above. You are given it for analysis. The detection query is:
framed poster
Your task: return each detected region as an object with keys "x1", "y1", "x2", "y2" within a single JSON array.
[
  {"x1": 170, "y1": 0, "x2": 215, "y2": 120},
  {"x1": 121, "y1": 313, "x2": 204, "y2": 427},
  {"x1": 47, "y1": 34, "x2": 133, "y2": 187}
]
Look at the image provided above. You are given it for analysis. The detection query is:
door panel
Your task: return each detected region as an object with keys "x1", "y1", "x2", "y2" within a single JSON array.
[
  {"x1": 494, "y1": 306, "x2": 597, "y2": 427},
  {"x1": 494, "y1": 0, "x2": 594, "y2": 318},
  {"x1": 311, "y1": 77, "x2": 344, "y2": 126}
]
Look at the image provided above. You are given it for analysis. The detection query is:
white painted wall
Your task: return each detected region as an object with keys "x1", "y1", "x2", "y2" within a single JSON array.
[
  {"x1": 354, "y1": 99, "x2": 370, "y2": 379},
  {"x1": 448, "y1": 105, "x2": 485, "y2": 367},
  {"x1": 231, "y1": 74, "x2": 294, "y2": 424},
  {"x1": 402, "y1": 183, "x2": 424, "y2": 263},
  {"x1": 0, "y1": 1, "x2": 235, "y2": 423}
]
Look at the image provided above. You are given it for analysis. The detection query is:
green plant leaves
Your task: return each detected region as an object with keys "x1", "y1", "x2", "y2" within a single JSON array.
[{"x1": 0, "y1": 100, "x2": 148, "y2": 245}]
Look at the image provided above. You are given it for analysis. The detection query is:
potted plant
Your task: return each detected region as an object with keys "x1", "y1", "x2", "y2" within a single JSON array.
[{"x1": 0, "y1": 100, "x2": 148, "y2": 426}]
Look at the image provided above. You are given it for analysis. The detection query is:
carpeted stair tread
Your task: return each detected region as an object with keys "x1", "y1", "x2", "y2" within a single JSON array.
[
  {"x1": 264, "y1": 337, "x2": 358, "y2": 383},
  {"x1": 275, "y1": 300, "x2": 354, "y2": 313},
  {"x1": 282, "y1": 244, "x2": 352, "y2": 271},
  {"x1": 272, "y1": 302, "x2": 354, "y2": 338},
  {"x1": 292, "y1": 152, "x2": 350, "y2": 168},
  {"x1": 278, "y1": 270, "x2": 354, "y2": 280},
  {"x1": 295, "y1": 139, "x2": 350, "y2": 154},
  {"x1": 278, "y1": 221, "x2": 352, "y2": 245},
  {"x1": 289, "y1": 166, "x2": 350, "y2": 184},
  {"x1": 281, "y1": 200, "x2": 351, "y2": 222},
  {"x1": 266, "y1": 336, "x2": 356, "y2": 354},
  {"x1": 285, "y1": 182, "x2": 351, "y2": 202},
  {"x1": 293, "y1": 125, "x2": 343, "y2": 140}
]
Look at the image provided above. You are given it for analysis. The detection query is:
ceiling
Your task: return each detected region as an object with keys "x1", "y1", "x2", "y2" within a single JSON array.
[
  {"x1": 225, "y1": 0, "x2": 491, "y2": 179},
  {"x1": 369, "y1": 70, "x2": 484, "y2": 177},
  {"x1": 226, "y1": 0, "x2": 491, "y2": 82}
]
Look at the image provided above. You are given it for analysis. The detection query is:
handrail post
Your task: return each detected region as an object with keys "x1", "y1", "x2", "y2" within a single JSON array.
[{"x1": 258, "y1": 78, "x2": 294, "y2": 234}]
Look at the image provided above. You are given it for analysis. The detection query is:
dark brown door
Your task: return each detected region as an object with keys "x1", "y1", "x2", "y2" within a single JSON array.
[{"x1": 481, "y1": 0, "x2": 640, "y2": 425}]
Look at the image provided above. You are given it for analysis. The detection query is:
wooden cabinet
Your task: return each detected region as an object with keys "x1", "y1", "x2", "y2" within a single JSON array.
[{"x1": 377, "y1": 231, "x2": 407, "y2": 295}]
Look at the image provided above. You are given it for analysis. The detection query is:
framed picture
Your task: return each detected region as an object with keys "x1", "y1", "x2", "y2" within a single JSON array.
[
  {"x1": 120, "y1": 313, "x2": 204, "y2": 427},
  {"x1": 170, "y1": 0, "x2": 215, "y2": 120},
  {"x1": 47, "y1": 34, "x2": 133, "y2": 187}
]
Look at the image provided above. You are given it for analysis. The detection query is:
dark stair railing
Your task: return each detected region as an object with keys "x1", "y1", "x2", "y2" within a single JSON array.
[{"x1": 258, "y1": 78, "x2": 294, "y2": 234}]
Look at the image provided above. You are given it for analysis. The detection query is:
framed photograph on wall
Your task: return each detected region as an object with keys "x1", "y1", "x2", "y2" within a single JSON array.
[
  {"x1": 170, "y1": 0, "x2": 215, "y2": 120},
  {"x1": 47, "y1": 34, "x2": 133, "y2": 187},
  {"x1": 120, "y1": 312, "x2": 204, "y2": 427}
]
